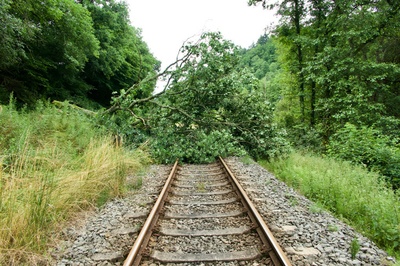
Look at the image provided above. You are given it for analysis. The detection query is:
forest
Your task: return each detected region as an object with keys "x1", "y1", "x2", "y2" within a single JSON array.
[{"x1": 0, "y1": 0, "x2": 399, "y2": 264}]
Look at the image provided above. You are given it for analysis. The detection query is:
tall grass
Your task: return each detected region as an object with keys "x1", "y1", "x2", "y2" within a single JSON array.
[
  {"x1": 0, "y1": 102, "x2": 149, "y2": 264},
  {"x1": 260, "y1": 151, "x2": 400, "y2": 257}
]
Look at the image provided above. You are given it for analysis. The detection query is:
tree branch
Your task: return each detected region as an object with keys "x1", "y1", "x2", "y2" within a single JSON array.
[{"x1": 104, "y1": 41, "x2": 196, "y2": 115}]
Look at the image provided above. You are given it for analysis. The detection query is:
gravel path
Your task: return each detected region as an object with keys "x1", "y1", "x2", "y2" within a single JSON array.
[{"x1": 51, "y1": 158, "x2": 396, "y2": 266}]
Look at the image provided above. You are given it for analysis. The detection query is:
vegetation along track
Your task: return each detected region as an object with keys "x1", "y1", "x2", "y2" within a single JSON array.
[{"x1": 123, "y1": 157, "x2": 292, "y2": 266}]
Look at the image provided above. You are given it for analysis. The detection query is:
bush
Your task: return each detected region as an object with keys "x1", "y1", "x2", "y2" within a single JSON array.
[{"x1": 327, "y1": 123, "x2": 400, "y2": 189}]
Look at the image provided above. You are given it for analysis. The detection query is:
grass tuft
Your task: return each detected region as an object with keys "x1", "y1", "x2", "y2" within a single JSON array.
[{"x1": 350, "y1": 238, "x2": 360, "y2": 260}]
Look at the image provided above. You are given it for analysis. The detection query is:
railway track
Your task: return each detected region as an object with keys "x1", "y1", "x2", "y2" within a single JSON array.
[{"x1": 123, "y1": 157, "x2": 292, "y2": 266}]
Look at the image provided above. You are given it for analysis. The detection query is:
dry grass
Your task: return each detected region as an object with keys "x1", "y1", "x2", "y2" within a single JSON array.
[{"x1": 0, "y1": 135, "x2": 149, "y2": 265}]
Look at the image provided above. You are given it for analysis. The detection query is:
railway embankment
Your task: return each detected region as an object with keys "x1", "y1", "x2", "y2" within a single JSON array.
[{"x1": 53, "y1": 157, "x2": 395, "y2": 265}]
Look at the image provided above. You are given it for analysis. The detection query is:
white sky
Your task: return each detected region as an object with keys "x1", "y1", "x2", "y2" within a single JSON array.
[{"x1": 127, "y1": 0, "x2": 277, "y2": 70}]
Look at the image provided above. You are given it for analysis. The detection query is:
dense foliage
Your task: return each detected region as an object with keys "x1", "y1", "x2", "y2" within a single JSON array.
[
  {"x1": 328, "y1": 123, "x2": 400, "y2": 189},
  {"x1": 0, "y1": 0, "x2": 158, "y2": 107},
  {"x1": 108, "y1": 32, "x2": 290, "y2": 163},
  {"x1": 81, "y1": 0, "x2": 159, "y2": 106},
  {"x1": 238, "y1": 34, "x2": 277, "y2": 80},
  {"x1": 250, "y1": 0, "x2": 400, "y2": 135},
  {"x1": 150, "y1": 33, "x2": 283, "y2": 162},
  {"x1": 246, "y1": 0, "x2": 400, "y2": 189}
]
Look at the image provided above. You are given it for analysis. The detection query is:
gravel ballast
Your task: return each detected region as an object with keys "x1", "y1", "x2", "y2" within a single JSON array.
[{"x1": 52, "y1": 158, "x2": 396, "y2": 266}]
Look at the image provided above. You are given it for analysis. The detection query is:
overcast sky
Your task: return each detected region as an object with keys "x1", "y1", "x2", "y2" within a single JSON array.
[{"x1": 128, "y1": 0, "x2": 277, "y2": 69}]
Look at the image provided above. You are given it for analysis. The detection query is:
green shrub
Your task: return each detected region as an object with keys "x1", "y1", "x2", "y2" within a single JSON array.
[
  {"x1": 262, "y1": 152, "x2": 400, "y2": 256},
  {"x1": 151, "y1": 127, "x2": 245, "y2": 164},
  {"x1": 328, "y1": 123, "x2": 400, "y2": 189}
]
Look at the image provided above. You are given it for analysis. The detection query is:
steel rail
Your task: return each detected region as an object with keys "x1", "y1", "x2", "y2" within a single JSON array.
[
  {"x1": 219, "y1": 156, "x2": 292, "y2": 266},
  {"x1": 123, "y1": 159, "x2": 179, "y2": 266}
]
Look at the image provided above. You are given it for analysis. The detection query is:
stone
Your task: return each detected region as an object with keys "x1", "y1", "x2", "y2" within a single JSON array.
[{"x1": 91, "y1": 252, "x2": 123, "y2": 262}]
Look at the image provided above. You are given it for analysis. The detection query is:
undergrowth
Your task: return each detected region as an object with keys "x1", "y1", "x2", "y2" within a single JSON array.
[
  {"x1": 0, "y1": 101, "x2": 149, "y2": 264},
  {"x1": 260, "y1": 151, "x2": 400, "y2": 259}
]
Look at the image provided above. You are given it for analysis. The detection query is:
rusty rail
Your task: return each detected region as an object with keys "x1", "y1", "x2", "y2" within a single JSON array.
[
  {"x1": 123, "y1": 159, "x2": 179, "y2": 266},
  {"x1": 219, "y1": 156, "x2": 292, "y2": 266}
]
